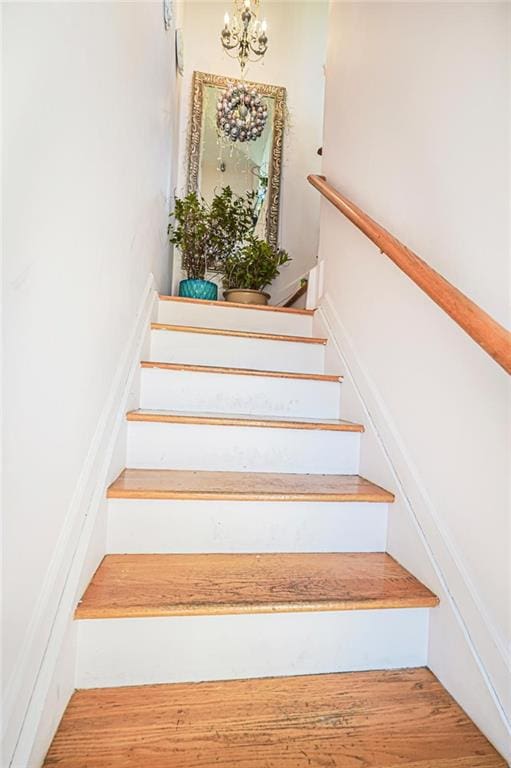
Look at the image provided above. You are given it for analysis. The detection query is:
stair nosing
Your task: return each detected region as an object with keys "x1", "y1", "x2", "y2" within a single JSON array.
[
  {"x1": 151, "y1": 323, "x2": 327, "y2": 345},
  {"x1": 107, "y1": 488, "x2": 390, "y2": 502},
  {"x1": 158, "y1": 294, "x2": 315, "y2": 316},
  {"x1": 126, "y1": 409, "x2": 365, "y2": 433},
  {"x1": 141, "y1": 361, "x2": 342, "y2": 383},
  {"x1": 76, "y1": 594, "x2": 439, "y2": 620}
]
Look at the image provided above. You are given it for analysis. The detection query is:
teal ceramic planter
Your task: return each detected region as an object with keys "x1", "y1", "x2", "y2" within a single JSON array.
[{"x1": 178, "y1": 279, "x2": 218, "y2": 301}]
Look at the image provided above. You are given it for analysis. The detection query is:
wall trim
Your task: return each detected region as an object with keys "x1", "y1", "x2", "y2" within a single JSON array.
[
  {"x1": 5, "y1": 274, "x2": 158, "y2": 768},
  {"x1": 317, "y1": 292, "x2": 510, "y2": 755},
  {"x1": 273, "y1": 267, "x2": 312, "y2": 307}
]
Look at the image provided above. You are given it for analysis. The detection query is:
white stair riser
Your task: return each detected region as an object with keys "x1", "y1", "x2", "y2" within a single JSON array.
[
  {"x1": 140, "y1": 368, "x2": 341, "y2": 419},
  {"x1": 158, "y1": 300, "x2": 313, "y2": 336},
  {"x1": 127, "y1": 421, "x2": 361, "y2": 474},
  {"x1": 106, "y1": 499, "x2": 388, "y2": 553},
  {"x1": 150, "y1": 329, "x2": 325, "y2": 374},
  {"x1": 76, "y1": 609, "x2": 429, "y2": 688}
]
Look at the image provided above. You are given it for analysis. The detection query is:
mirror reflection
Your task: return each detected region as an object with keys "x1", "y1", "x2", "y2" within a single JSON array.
[{"x1": 188, "y1": 71, "x2": 286, "y2": 248}]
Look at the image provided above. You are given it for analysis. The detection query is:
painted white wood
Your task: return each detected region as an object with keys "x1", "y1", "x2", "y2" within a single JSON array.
[
  {"x1": 126, "y1": 420, "x2": 361, "y2": 474},
  {"x1": 140, "y1": 367, "x2": 341, "y2": 419},
  {"x1": 306, "y1": 263, "x2": 319, "y2": 310},
  {"x1": 75, "y1": 608, "x2": 429, "y2": 688},
  {"x1": 106, "y1": 499, "x2": 388, "y2": 553},
  {"x1": 150, "y1": 327, "x2": 325, "y2": 374},
  {"x1": 5, "y1": 278, "x2": 158, "y2": 768},
  {"x1": 318, "y1": 259, "x2": 326, "y2": 303},
  {"x1": 158, "y1": 298, "x2": 314, "y2": 336},
  {"x1": 23, "y1": 626, "x2": 76, "y2": 768},
  {"x1": 315, "y1": 300, "x2": 511, "y2": 758}
]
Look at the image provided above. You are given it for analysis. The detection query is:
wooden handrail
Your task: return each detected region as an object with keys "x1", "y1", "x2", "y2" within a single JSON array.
[
  {"x1": 308, "y1": 174, "x2": 511, "y2": 375},
  {"x1": 283, "y1": 279, "x2": 308, "y2": 308}
]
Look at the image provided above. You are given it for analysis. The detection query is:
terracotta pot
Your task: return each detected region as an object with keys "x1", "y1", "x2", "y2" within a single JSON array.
[{"x1": 223, "y1": 288, "x2": 270, "y2": 306}]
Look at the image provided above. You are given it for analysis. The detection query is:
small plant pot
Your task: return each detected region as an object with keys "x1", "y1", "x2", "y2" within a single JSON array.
[
  {"x1": 223, "y1": 289, "x2": 270, "y2": 306},
  {"x1": 179, "y1": 279, "x2": 218, "y2": 301}
]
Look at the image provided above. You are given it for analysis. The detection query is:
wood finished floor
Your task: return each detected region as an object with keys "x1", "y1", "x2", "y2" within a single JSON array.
[
  {"x1": 75, "y1": 552, "x2": 438, "y2": 619},
  {"x1": 126, "y1": 409, "x2": 364, "y2": 432},
  {"x1": 140, "y1": 359, "x2": 342, "y2": 382},
  {"x1": 157, "y1": 293, "x2": 316, "y2": 315},
  {"x1": 43, "y1": 668, "x2": 506, "y2": 767},
  {"x1": 151, "y1": 322, "x2": 327, "y2": 344},
  {"x1": 107, "y1": 469, "x2": 395, "y2": 502}
]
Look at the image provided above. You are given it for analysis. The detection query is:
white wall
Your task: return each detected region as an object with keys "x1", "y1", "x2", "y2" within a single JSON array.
[
  {"x1": 318, "y1": 1, "x2": 510, "y2": 758},
  {"x1": 2, "y1": 2, "x2": 177, "y2": 763},
  {"x1": 174, "y1": 0, "x2": 328, "y2": 302}
]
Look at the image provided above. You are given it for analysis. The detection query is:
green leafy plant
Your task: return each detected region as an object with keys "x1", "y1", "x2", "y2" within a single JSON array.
[
  {"x1": 208, "y1": 187, "x2": 256, "y2": 269},
  {"x1": 168, "y1": 187, "x2": 255, "y2": 280},
  {"x1": 223, "y1": 235, "x2": 291, "y2": 292},
  {"x1": 168, "y1": 193, "x2": 210, "y2": 280}
]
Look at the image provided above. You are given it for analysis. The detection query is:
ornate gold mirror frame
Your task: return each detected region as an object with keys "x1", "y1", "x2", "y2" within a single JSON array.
[{"x1": 187, "y1": 70, "x2": 286, "y2": 249}]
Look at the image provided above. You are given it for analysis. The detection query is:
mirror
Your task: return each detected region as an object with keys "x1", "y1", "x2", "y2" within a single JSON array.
[{"x1": 187, "y1": 71, "x2": 286, "y2": 249}]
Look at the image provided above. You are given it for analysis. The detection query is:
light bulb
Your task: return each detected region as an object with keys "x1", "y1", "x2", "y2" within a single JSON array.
[
  {"x1": 224, "y1": 11, "x2": 229, "y2": 26},
  {"x1": 261, "y1": 19, "x2": 267, "y2": 32},
  {"x1": 244, "y1": 0, "x2": 250, "y2": 8}
]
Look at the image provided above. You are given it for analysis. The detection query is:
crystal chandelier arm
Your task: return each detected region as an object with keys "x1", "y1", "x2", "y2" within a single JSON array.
[
  {"x1": 220, "y1": 2, "x2": 268, "y2": 72},
  {"x1": 248, "y1": 38, "x2": 267, "y2": 57},
  {"x1": 221, "y1": 26, "x2": 243, "y2": 51},
  {"x1": 222, "y1": 37, "x2": 242, "y2": 51}
]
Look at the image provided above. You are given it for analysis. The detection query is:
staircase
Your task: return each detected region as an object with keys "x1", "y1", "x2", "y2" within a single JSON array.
[{"x1": 44, "y1": 296, "x2": 505, "y2": 767}]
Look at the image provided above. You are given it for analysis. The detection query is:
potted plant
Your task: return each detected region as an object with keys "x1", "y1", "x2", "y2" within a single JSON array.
[
  {"x1": 168, "y1": 187, "x2": 254, "y2": 300},
  {"x1": 223, "y1": 235, "x2": 291, "y2": 305}
]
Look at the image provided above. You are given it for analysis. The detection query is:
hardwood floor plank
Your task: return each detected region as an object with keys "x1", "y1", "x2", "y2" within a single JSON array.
[
  {"x1": 107, "y1": 469, "x2": 395, "y2": 502},
  {"x1": 44, "y1": 668, "x2": 506, "y2": 767},
  {"x1": 126, "y1": 409, "x2": 365, "y2": 432},
  {"x1": 75, "y1": 553, "x2": 438, "y2": 619}
]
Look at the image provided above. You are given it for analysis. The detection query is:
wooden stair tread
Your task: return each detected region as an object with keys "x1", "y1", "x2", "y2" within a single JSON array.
[
  {"x1": 107, "y1": 469, "x2": 394, "y2": 502},
  {"x1": 158, "y1": 293, "x2": 315, "y2": 315},
  {"x1": 44, "y1": 668, "x2": 506, "y2": 767},
  {"x1": 126, "y1": 409, "x2": 364, "y2": 432},
  {"x1": 151, "y1": 322, "x2": 327, "y2": 344},
  {"x1": 141, "y1": 360, "x2": 342, "y2": 382},
  {"x1": 75, "y1": 553, "x2": 438, "y2": 619}
]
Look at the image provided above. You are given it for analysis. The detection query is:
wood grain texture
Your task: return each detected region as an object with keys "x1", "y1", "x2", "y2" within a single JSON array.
[
  {"x1": 151, "y1": 322, "x2": 327, "y2": 345},
  {"x1": 308, "y1": 174, "x2": 511, "y2": 375},
  {"x1": 75, "y1": 553, "x2": 438, "y2": 619},
  {"x1": 107, "y1": 468, "x2": 394, "y2": 502},
  {"x1": 159, "y1": 294, "x2": 315, "y2": 315},
  {"x1": 44, "y1": 668, "x2": 506, "y2": 767},
  {"x1": 140, "y1": 360, "x2": 342, "y2": 382},
  {"x1": 126, "y1": 409, "x2": 364, "y2": 433}
]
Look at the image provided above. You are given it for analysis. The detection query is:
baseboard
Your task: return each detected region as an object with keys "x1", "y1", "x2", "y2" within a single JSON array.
[
  {"x1": 315, "y1": 293, "x2": 511, "y2": 762},
  {"x1": 4, "y1": 274, "x2": 158, "y2": 768}
]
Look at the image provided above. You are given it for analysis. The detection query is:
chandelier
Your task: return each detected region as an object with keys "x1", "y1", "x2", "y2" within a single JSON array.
[{"x1": 220, "y1": 0, "x2": 268, "y2": 73}]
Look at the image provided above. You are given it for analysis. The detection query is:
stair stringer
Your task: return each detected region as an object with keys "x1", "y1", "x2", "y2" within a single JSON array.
[
  {"x1": 314, "y1": 294, "x2": 511, "y2": 763},
  {"x1": 6, "y1": 275, "x2": 158, "y2": 768}
]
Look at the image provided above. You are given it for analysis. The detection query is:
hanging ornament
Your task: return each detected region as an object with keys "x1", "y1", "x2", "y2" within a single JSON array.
[{"x1": 216, "y1": 82, "x2": 268, "y2": 143}]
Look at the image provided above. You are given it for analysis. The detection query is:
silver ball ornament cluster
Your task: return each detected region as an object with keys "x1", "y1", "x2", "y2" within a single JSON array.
[{"x1": 216, "y1": 83, "x2": 268, "y2": 143}]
